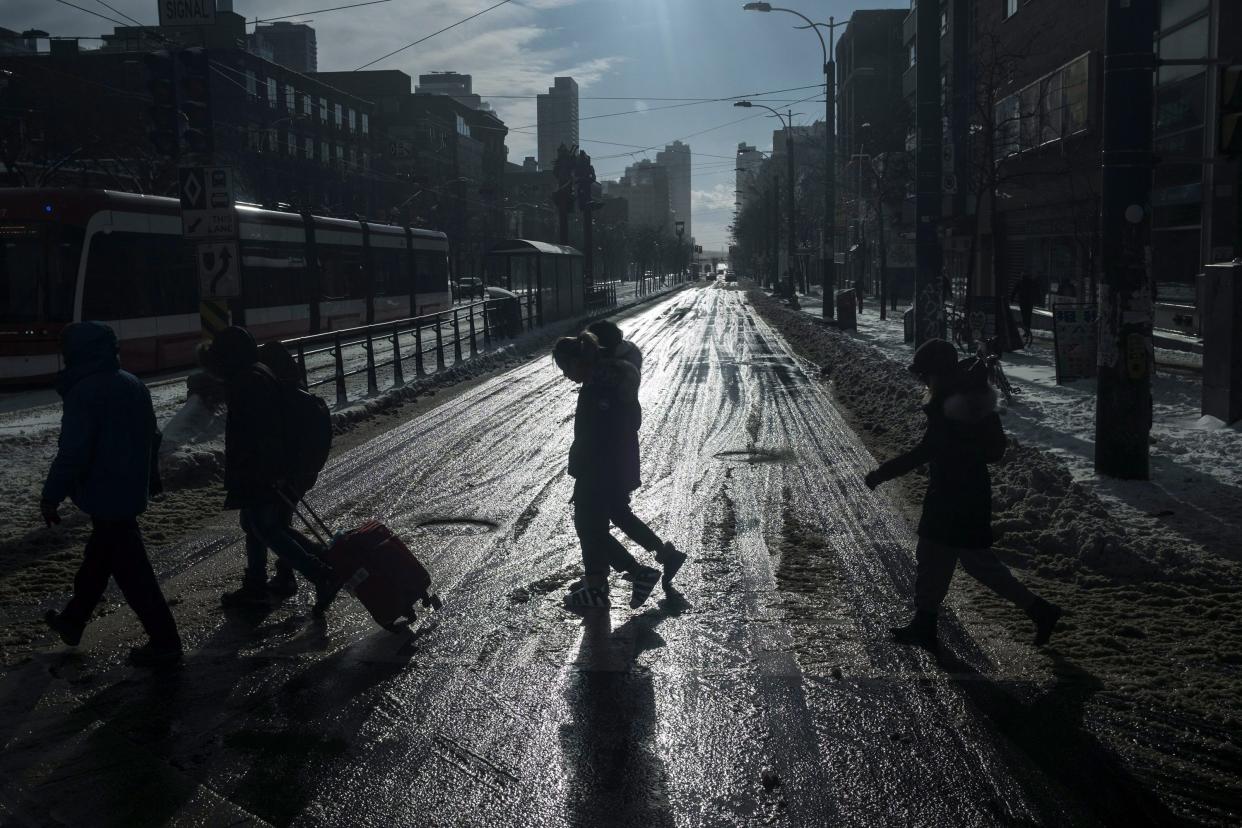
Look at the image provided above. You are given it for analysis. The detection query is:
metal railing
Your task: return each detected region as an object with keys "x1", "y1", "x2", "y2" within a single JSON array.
[{"x1": 283, "y1": 293, "x2": 538, "y2": 407}]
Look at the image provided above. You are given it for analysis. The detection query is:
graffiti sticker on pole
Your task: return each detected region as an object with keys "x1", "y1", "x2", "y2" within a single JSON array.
[{"x1": 1052, "y1": 303, "x2": 1099, "y2": 384}]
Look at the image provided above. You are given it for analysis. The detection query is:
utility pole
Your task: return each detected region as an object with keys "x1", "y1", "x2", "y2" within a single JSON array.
[
  {"x1": 772, "y1": 175, "x2": 781, "y2": 291},
  {"x1": 785, "y1": 112, "x2": 797, "y2": 296},
  {"x1": 1096, "y1": 0, "x2": 1156, "y2": 478},
  {"x1": 824, "y1": 16, "x2": 837, "y2": 320},
  {"x1": 913, "y1": 0, "x2": 943, "y2": 344}
]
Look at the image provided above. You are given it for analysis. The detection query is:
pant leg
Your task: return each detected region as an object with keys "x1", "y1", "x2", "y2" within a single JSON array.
[
  {"x1": 59, "y1": 520, "x2": 115, "y2": 629},
  {"x1": 274, "y1": 505, "x2": 299, "y2": 579},
  {"x1": 239, "y1": 509, "x2": 269, "y2": 582},
  {"x1": 957, "y1": 547, "x2": 1036, "y2": 610},
  {"x1": 573, "y1": 486, "x2": 642, "y2": 578},
  {"x1": 249, "y1": 502, "x2": 328, "y2": 581},
  {"x1": 913, "y1": 538, "x2": 960, "y2": 613},
  {"x1": 99, "y1": 518, "x2": 181, "y2": 648},
  {"x1": 608, "y1": 495, "x2": 663, "y2": 554}
]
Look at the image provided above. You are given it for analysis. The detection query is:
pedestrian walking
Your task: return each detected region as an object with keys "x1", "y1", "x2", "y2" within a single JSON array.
[
  {"x1": 40, "y1": 322, "x2": 183, "y2": 668},
  {"x1": 198, "y1": 326, "x2": 339, "y2": 616},
  {"x1": 553, "y1": 332, "x2": 685, "y2": 609},
  {"x1": 863, "y1": 338, "x2": 1062, "y2": 649},
  {"x1": 1010, "y1": 272, "x2": 1038, "y2": 347},
  {"x1": 854, "y1": 274, "x2": 866, "y2": 314}
]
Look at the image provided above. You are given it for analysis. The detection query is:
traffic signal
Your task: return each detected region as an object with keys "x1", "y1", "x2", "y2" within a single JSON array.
[
  {"x1": 1221, "y1": 66, "x2": 1242, "y2": 156},
  {"x1": 145, "y1": 50, "x2": 180, "y2": 157},
  {"x1": 178, "y1": 48, "x2": 213, "y2": 156}
]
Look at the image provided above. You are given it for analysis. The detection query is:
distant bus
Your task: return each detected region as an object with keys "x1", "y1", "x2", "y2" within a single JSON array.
[{"x1": 0, "y1": 189, "x2": 451, "y2": 384}]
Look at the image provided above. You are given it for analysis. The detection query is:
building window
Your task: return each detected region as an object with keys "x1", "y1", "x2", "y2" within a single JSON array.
[
  {"x1": 349, "y1": 147, "x2": 357, "y2": 168},
  {"x1": 362, "y1": 152, "x2": 369, "y2": 170},
  {"x1": 286, "y1": 132, "x2": 297, "y2": 156},
  {"x1": 302, "y1": 93, "x2": 312, "y2": 117},
  {"x1": 267, "y1": 128, "x2": 277, "y2": 152},
  {"x1": 1159, "y1": 0, "x2": 1209, "y2": 30},
  {"x1": 319, "y1": 97, "x2": 328, "y2": 122},
  {"x1": 1003, "y1": 0, "x2": 1018, "y2": 18},
  {"x1": 362, "y1": 113, "x2": 369, "y2": 135},
  {"x1": 940, "y1": 6, "x2": 948, "y2": 36},
  {"x1": 266, "y1": 77, "x2": 277, "y2": 108},
  {"x1": 456, "y1": 114, "x2": 470, "y2": 137},
  {"x1": 304, "y1": 136, "x2": 314, "y2": 160},
  {"x1": 335, "y1": 145, "x2": 344, "y2": 163},
  {"x1": 334, "y1": 103, "x2": 343, "y2": 128},
  {"x1": 321, "y1": 141, "x2": 329, "y2": 163},
  {"x1": 245, "y1": 70, "x2": 257, "y2": 99},
  {"x1": 285, "y1": 84, "x2": 295, "y2": 112},
  {"x1": 348, "y1": 108, "x2": 356, "y2": 132},
  {"x1": 908, "y1": 43, "x2": 916, "y2": 67}
]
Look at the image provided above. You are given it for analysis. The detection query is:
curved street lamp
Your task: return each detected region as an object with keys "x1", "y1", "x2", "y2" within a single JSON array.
[
  {"x1": 744, "y1": 2, "x2": 843, "y2": 317},
  {"x1": 735, "y1": 100, "x2": 801, "y2": 295}
]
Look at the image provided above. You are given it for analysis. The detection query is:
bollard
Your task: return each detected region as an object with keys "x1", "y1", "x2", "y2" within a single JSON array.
[
  {"x1": 435, "y1": 316, "x2": 446, "y2": 370},
  {"x1": 415, "y1": 324, "x2": 425, "y2": 376},
  {"x1": 296, "y1": 342, "x2": 309, "y2": 390},
  {"x1": 333, "y1": 335, "x2": 347, "y2": 406},
  {"x1": 452, "y1": 309, "x2": 463, "y2": 362},
  {"x1": 468, "y1": 305, "x2": 478, "y2": 357},
  {"x1": 391, "y1": 326, "x2": 404, "y2": 386},
  {"x1": 482, "y1": 300, "x2": 492, "y2": 347},
  {"x1": 364, "y1": 328, "x2": 378, "y2": 394}
]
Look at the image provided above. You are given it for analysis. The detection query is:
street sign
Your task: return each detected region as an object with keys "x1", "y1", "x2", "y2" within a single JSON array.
[
  {"x1": 196, "y1": 241, "x2": 239, "y2": 298},
  {"x1": 158, "y1": 0, "x2": 215, "y2": 27},
  {"x1": 180, "y1": 166, "x2": 234, "y2": 239}
]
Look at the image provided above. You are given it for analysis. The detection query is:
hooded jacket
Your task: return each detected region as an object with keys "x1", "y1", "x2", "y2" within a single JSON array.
[
  {"x1": 871, "y1": 384, "x2": 1006, "y2": 548},
  {"x1": 610, "y1": 340, "x2": 643, "y2": 383},
  {"x1": 42, "y1": 322, "x2": 159, "y2": 519},
  {"x1": 568, "y1": 358, "x2": 642, "y2": 494},
  {"x1": 206, "y1": 327, "x2": 289, "y2": 509}
]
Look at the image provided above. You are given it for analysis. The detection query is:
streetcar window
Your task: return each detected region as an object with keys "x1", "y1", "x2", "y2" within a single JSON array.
[
  {"x1": 372, "y1": 247, "x2": 403, "y2": 297},
  {"x1": 241, "y1": 241, "x2": 307, "y2": 308},
  {"x1": 83, "y1": 231, "x2": 194, "y2": 320},
  {"x1": 0, "y1": 225, "x2": 41, "y2": 323},
  {"x1": 318, "y1": 243, "x2": 365, "y2": 300},
  {"x1": 412, "y1": 250, "x2": 447, "y2": 294},
  {"x1": 48, "y1": 226, "x2": 84, "y2": 322}
]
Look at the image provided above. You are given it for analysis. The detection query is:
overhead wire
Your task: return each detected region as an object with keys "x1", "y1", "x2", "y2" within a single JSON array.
[
  {"x1": 354, "y1": 0, "x2": 514, "y2": 71},
  {"x1": 251, "y1": 1, "x2": 393, "y2": 25}
]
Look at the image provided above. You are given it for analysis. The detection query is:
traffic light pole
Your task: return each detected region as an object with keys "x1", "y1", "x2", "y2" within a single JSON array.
[{"x1": 1096, "y1": 0, "x2": 1156, "y2": 478}]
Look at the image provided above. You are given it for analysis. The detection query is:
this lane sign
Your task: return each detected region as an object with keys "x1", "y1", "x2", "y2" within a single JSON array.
[
  {"x1": 197, "y1": 241, "x2": 240, "y2": 298},
  {"x1": 180, "y1": 165, "x2": 235, "y2": 239}
]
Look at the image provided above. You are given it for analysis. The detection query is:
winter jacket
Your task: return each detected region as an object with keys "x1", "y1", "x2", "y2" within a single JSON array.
[
  {"x1": 610, "y1": 340, "x2": 644, "y2": 384},
  {"x1": 871, "y1": 386, "x2": 1006, "y2": 548},
  {"x1": 42, "y1": 322, "x2": 159, "y2": 519},
  {"x1": 223, "y1": 363, "x2": 289, "y2": 509},
  {"x1": 567, "y1": 358, "x2": 642, "y2": 494}
]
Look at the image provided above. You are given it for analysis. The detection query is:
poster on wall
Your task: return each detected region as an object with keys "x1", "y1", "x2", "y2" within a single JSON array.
[{"x1": 1052, "y1": 303, "x2": 1099, "y2": 384}]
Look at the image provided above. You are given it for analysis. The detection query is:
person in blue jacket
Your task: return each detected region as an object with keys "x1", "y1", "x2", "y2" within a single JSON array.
[{"x1": 40, "y1": 322, "x2": 183, "y2": 668}]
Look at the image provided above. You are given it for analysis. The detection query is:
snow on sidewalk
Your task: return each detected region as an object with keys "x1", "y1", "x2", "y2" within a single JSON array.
[{"x1": 805, "y1": 299, "x2": 1242, "y2": 558}]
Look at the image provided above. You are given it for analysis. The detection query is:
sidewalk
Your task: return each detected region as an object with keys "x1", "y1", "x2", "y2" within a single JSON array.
[{"x1": 789, "y1": 291, "x2": 1242, "y2": 557}]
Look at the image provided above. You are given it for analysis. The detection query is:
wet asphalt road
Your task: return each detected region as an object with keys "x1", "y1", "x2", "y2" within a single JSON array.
[{"x1": 2, "y1": 285, "x2": 1107, "y2": 826}]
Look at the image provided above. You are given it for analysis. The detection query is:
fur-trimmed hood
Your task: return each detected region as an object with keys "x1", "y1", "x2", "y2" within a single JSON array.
[
  {"x1": 588, "y1": 357, "x2": 640, "y2": 402},
  {"x1": 939, "y1": 386, "x2": 999, "y2": 424}
]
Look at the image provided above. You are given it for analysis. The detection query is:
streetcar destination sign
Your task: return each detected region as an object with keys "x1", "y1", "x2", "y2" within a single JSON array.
[{"x1": 158, "y1": 0, "x2": 215, "y2": 28}]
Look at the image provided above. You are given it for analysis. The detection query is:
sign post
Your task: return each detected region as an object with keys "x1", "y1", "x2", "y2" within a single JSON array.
[{"x1": 181, "y1": 165, "x2": 238, "y2": 338}]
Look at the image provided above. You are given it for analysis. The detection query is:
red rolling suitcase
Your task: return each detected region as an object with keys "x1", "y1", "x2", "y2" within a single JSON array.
[{"x1": 287, "y1": 495, "x2": 443, "y2": 631}]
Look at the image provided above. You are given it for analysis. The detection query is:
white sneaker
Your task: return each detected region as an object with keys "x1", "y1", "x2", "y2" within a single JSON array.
[
  {"x1": 628, "y1": 566, "x2": 661, "y2": 609},
  {"x1": 563, "y1": 585, "x2": 610, "y2": 609}
]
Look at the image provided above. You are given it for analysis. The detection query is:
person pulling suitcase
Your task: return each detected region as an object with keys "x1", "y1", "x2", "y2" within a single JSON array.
[{"x1": 198, "y1": 327, "x2": 339, "y2": 617}]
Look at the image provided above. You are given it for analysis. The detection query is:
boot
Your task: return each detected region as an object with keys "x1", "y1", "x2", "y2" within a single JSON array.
[
  {"x1": 1026, "y1": 597, "x2": 1063, "y2": 647},
  {"x1": 311, "y1": 569, "x2": 341, "y2": 618},
  {"x1": 221, "y1": 575, "x2": 270, "y2": 608},
  {"x1": 890, "y1": 610, "x2": 938, "y2": 649},
  {"x1": 655, "y1": 542, "x2": 687, "y2": 589},
  {"x1": 44, "y1": 610, "x2": 83, "y2": 647},
  {"x1": 267, "y1": 565, "x2": 298, "y2": 599}
]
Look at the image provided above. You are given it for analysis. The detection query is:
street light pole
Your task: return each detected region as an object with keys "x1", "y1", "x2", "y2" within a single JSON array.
[
  {"x1": 744, "y1": 2, "x2": 844, "y2": 318},
  {"x1": 735, "y1": 101, "x2": 797, "y2": 298}
]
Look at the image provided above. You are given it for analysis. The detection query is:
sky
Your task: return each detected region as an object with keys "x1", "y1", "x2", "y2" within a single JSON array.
[{"x1": 10, "y1": 0, "x2": 904, "y2": 251}]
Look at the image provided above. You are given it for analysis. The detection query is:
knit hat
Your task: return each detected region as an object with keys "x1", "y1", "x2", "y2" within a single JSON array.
[{"x1": 908, "y1": 338, "x2": 958, "y2": 378}]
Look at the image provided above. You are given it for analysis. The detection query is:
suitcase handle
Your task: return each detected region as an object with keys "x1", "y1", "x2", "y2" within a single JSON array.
[{"x1": 276, "y1": 486, "x2": 335, "y2": 547}]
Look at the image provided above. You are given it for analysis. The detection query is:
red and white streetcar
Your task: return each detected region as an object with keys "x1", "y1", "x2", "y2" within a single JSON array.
[{"x1": 0, "y1": 189, "x2": 451, "y2": 384}]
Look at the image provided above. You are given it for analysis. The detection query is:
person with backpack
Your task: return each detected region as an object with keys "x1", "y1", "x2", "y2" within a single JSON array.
[
  {"x1": 40, "y1": 322, "x2": 183, "y2": 668},
  {"x1": 587, "y1": 319, "x2": 642, "y2": 383},
  {"x1": 863, "y1": 338, "x2": 1061, "y2": 649},
  {"x1": 553, "y1": 332, "x2": 684, "y2": 609},
  {"x1": 197, "y1": 327, "x2": 338, "y2": 616}
]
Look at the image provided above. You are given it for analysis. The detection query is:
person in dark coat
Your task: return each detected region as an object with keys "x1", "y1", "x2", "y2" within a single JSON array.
[
  {"x1": 198, "y1": 326, "x2": 338, "y2": 616},
  {"x1": 864, "y1": 338, "x2": 1061, "y2": 649},
  {"x1": 1010, "y1": 272, "x2": 1038, "y2": 346},
  {"x1": 553, "y1": 332, "x2": 682, "y2": 609},
  {"x1": 40, "y1": 322, "x2": 183, "y2": 668}
]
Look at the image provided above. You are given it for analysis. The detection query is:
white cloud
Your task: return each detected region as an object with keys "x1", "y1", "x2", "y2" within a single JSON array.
[{"x1": 692, "y1": 183, "x2": 735, "y2": 213}]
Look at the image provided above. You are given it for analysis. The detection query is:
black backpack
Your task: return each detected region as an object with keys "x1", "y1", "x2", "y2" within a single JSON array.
[{"x1": 280, "y1": 383, "x2": 332, "y2": 496}]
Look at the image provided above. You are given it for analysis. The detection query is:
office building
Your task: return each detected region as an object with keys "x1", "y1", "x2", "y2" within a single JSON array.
[{"x1": 537, "y1": 77, "x2": 579, "y2": 170}]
